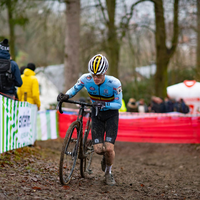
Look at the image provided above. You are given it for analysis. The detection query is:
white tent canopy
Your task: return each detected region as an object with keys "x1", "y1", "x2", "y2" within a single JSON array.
[{"x1": 167, "y1": 80, "x2": 200, "y2": 114}]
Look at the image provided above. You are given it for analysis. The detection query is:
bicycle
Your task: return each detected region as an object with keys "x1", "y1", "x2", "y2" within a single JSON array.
[{"x1": 58, "y1": 99, "x2": 99, "y2": 185}]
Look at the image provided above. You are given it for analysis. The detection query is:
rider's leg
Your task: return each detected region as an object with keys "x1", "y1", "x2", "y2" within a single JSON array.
[
  {"x1": 93, "y1": 142, "x2": 115, "y2": 172},
  {"x1": 104, "y1": 142, "x2": 115, "y2": 166},
  {"x1": 104, "y1": 142, "x2": 115, "y2": 173},
  {"x1": 93, "y1": 143, "x2": 105, "y2": 155}
]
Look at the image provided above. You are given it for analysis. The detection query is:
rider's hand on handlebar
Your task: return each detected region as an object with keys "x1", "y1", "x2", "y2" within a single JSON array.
[
  {"x1": 57, "y1": 93, "x2": 69, "y2": 102},
  {"x1": 93, "y1": 101, "x2": 105, "y2": 109}
]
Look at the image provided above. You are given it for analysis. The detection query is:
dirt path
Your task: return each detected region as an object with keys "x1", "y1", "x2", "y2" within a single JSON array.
[{"x1": 0, "y1": 138, "x2": 200, "y2": 200}]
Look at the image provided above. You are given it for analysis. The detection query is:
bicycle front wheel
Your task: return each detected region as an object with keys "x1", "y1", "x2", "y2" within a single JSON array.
[
  {"x1": 80, "y1": 124, "x2": 94, "y2": 178},
  {"x1": 59, "y1": 121, "x2": 80, "y2": 185}
]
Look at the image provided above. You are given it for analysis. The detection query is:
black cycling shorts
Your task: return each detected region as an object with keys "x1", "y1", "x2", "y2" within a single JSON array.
[{"x1": 91, "y1": 108, "x2": 119, "y2": 145}]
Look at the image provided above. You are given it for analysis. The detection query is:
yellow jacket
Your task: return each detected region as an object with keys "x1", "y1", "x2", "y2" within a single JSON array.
[
  {"x1": 17, "y1": 68, "x2": 41, "y2": 109},
  {"x1": 119, "y1": 99, "x2": 127, "y2": 112}
]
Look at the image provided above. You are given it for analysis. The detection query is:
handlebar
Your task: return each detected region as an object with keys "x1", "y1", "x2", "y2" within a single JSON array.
[{"x1": 57, "y1": 99, "x2": 93, "y2": 114}]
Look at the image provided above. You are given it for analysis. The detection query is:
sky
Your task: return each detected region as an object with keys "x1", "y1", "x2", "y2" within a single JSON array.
[{"x1": 50, "y1": 0, "x2": 154, "y2": 20}]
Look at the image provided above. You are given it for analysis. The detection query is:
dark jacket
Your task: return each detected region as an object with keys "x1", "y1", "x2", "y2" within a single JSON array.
[
  {"x1": 174, "y1": 99, "x2": 189, "y2": 114},
  {"x1": 151, "y1": 101, "x2": 166, "y2": 113},
  {"x1": 0, "y1": 49, "x2": 22, "y2": 95}
]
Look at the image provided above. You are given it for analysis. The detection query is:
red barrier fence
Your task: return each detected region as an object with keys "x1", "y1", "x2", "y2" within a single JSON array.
[{"x1": 58, "y1": 111, "x2": 200, "y2": 144}]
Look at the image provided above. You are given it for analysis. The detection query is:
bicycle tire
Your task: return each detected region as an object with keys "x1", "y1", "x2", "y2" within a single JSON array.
[
  {"x1": 59, "y1": 121, "x2": 80, "y2": 185},
  {"x1": 80, "y1": 124, "x2": 94, "y2": 178}
]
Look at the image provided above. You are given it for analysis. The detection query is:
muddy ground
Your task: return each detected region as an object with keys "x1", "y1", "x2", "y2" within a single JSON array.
[{"x1": 0, "y1": 138, "x2": 200, "y2": 200}]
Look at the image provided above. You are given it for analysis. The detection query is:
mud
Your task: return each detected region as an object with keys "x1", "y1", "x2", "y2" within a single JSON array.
[{"x1": 0, "y1": 138, "x2": 200, "y2": 199}]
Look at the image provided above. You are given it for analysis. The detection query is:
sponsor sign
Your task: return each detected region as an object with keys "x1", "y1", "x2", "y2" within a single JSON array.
[{"x1": 0, "y1": 95, "x2": 37, "y2": 153}]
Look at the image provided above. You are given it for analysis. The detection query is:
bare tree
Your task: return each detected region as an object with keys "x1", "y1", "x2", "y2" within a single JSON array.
[
  {"x1": 196, "y1": 0, "x2": 200, "y2": 80},
  {"x1": 0, "y1": 0, "x2": 34, "y2": 60},
  {"x1": 132, "y1": 0, "x2": 179, "y2": 97},
  {"x1": 97, "y1": 0, "x2": 142, "y2": 78},
  {"x1": 97, "y1": 0, "x2": 119, "y2": 77},
  {"x1": 105, "y1": 0, "x2": 119, "y2": 77},
  {"x1": 153, "y1": 0, "x2": 179, "y2": 97},
  {"x1": 64, "y1": 0, "x2": 80, "y2": 92}
]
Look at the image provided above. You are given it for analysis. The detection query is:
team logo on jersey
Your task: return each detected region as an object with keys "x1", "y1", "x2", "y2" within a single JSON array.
[
  {"x1": 115, "y1": 97, "x2": 119, "y2": 100},
  {"x1": 115, "y1": 86, "x2": 122, "y2": 94},
  {"x1": 86, "y1": 75, "x2": 92, "y2": 80},
  {"x1": 108, "y1": 80, "x2": 113, "y2": 83},
  {"x1": 89, "y1": 86, "x2": 95, "y2": 91},
  {"x1": 104, "y1": 89, "x2": 108, "y2": 94}
]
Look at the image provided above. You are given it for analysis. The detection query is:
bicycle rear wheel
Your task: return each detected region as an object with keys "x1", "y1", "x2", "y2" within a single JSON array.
[
  {"x1": 80, "y1": 124, "x2": 94, "y2": 178},
  {"x1": 59, "y1": 121, "x2": 80, "y2": 185}
]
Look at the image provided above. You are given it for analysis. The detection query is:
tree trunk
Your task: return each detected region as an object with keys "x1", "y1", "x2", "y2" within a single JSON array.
[
  {"x1": 64, "y1": 0, "x2": 80, "y2": 92},
  {"x1": 106, "y1": 0, "x2": 119, "y2": 78},
  {"x1": 154, "y1": 0, "x2": 179, "y2": 97},
  {"x1": 7, "y1": 0, "x2": 15, "y2": 61},
  {"x1": 196, "y1": 0, "x2": 200, "y2": 80},
  {"x1": 154, "y1": 0, "x2": 168, "y2": 97}
]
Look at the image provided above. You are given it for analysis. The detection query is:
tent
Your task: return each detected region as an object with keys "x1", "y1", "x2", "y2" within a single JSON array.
[{"x1": 167, "y1": 80, "x2": 200, "y2": 114}]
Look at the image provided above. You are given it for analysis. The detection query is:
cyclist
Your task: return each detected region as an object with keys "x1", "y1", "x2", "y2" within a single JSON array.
[{"x1": 57, "y1": 54, "x2": 122, "y2": 186}]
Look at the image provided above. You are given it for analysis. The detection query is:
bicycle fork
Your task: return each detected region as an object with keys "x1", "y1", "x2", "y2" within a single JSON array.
[{"x1": 65, "y1": 125, "x2": 81, "y2": 160}]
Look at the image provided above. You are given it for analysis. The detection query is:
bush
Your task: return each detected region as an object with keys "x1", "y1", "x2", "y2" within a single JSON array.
[{"x1": 122, "y1": 78, "x2": 154, "y2": 105}]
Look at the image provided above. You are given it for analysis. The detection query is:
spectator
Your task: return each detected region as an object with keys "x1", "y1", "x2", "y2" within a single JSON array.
[
  {"x1": 17, "y1": 63, "x2": 41, "y2": 110},
  {"x1": 151, "y1": 96, "x2": 166, "y2": 113},
  {"x1": 119, "y1": 99, "x2": 127, "y2": 112},
  {"x1": 0, "y1": 38, "x2": 22, "y2": 99},
  {"x1": 174, "y1": 98, "x2": 189, "y2": 114},
  {"x1": 164, "y1": 97, "x2": 175, "y2": 112},
  {"x1": 137, "y1": 98, "x2": 148, "y2": 113},
  {"x1": 147, "y1": 103, "x2": 152, "y2": 112},
  {"x1": 127, "y1": 98, "x2": 138, "y2": 112},
  {"x1": 20, "y1": 66, "x2": 26, "y2": 75}
]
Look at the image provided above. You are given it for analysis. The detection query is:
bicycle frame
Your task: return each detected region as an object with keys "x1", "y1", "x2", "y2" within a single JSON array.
[
  {"x1": 58, "y1": 99, "x2": 96, "y2": 184},
  {"x1": 77, "y1": 104, "x2": 92, "y2": 159},
  {"x1": 58, "y1": 100, "x2": 93, "y2": 159}
]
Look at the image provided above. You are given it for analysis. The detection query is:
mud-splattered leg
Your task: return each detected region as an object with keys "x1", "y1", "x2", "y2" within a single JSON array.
[{"x1": 93, "y1": 143, "x2": 105, "y2": 155}]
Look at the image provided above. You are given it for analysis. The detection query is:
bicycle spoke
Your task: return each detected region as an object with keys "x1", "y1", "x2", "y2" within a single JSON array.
[{"x1": 59, "y1": 121, "x2": 80, "y2": 185}]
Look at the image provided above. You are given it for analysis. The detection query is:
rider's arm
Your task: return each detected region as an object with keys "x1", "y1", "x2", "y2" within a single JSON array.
[
  {"x1": 65, "y1": 74, "x2": 85, "y2": 98},
  {"x1": 103, "y1": 80, "x2": 122, "y2": 110}
]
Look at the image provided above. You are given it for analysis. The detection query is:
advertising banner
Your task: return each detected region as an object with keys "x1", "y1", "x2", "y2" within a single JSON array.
[
  {"x1": 37, "y1": 110, "x2": 58, "y2": 140},
  {"x1": 0, "y1": 95, "x2": 37, "y2": 154}
]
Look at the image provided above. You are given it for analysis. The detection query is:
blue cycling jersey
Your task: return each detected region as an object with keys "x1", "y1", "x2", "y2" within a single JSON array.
[{"x1": 66, "y1": 73, "x2": 122, "y2": 111}]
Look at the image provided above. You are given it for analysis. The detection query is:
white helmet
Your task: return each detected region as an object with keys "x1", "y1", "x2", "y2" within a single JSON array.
[{"x1": 88, "y1": 54, "x2": 109, "y2": 75}]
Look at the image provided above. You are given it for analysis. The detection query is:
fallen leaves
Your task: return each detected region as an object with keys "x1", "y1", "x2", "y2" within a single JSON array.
[
  {"x1": 32, "y1": 186, "x2": 41, "y2": 190},
  {"x1": 63, "y1": 185, "x2": 70, "y2": 190}
]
